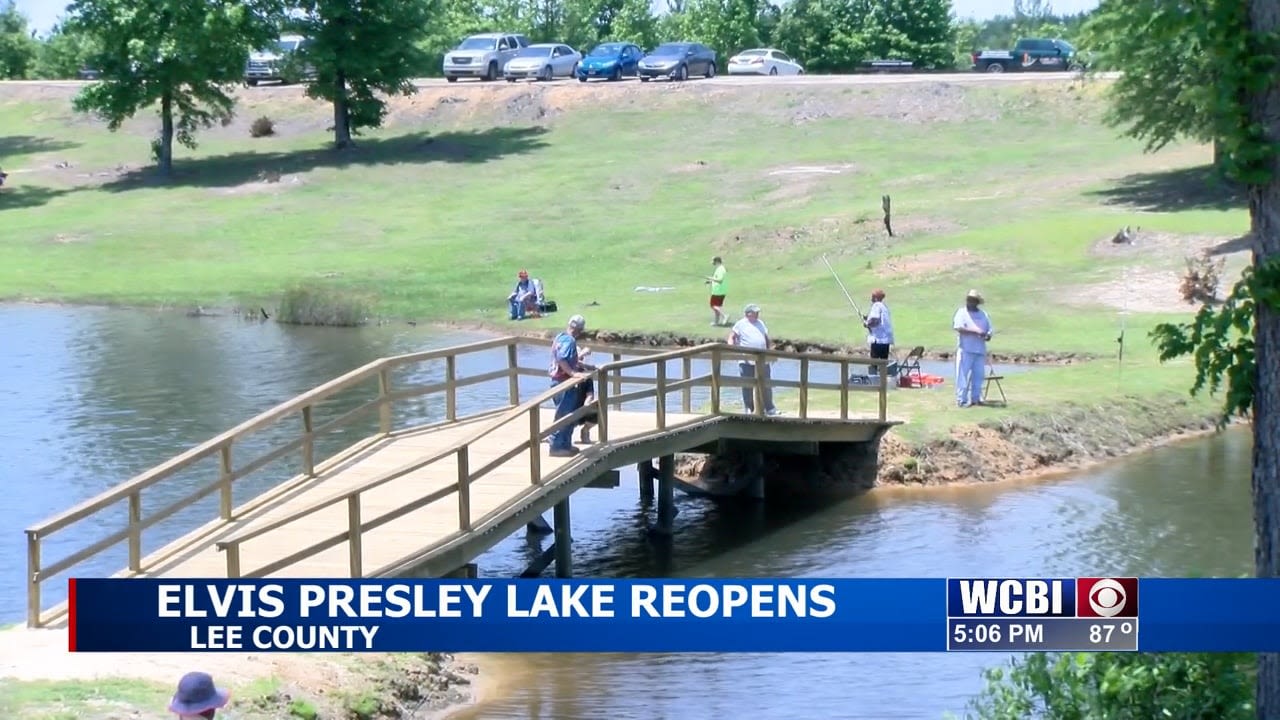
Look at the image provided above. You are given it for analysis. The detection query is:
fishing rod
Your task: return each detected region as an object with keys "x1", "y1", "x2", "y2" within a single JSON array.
[{"x1": 821, "y1": 254, "x2": 866, "y2": 320}]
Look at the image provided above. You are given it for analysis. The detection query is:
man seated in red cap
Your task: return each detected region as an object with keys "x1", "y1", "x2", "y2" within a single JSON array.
[
  {"x1": 169, "y1": 671, "x2": 230, "y2": 719},
  {"x1": 508, "y1": 270, "x2": 535, "y2": 320}
]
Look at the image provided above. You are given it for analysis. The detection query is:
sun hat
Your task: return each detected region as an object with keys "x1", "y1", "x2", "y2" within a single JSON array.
[
  {"x1": 169, "y1": 672, "x2": 230, "y2": 716},
  {"x1": 871, "y1": 288, "x2": 886, "y2": 300},
  {"x1": 568, "y1": 314, "x2": 586, "y2": 330},
  {"x1": 743, "y1": 303, "x2": 761, "y2": 314},
  {"x1": 965, "y1": 289, "x2": 983, "y2": 303}
]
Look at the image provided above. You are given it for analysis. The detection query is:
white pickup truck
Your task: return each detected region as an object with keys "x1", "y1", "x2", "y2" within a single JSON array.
[
  {"x1": 443, "y1": 33, "x2": 530, "y2": 82},
  {"x1": 245, "y1": 34, "x2": 313, "y2": 86}
]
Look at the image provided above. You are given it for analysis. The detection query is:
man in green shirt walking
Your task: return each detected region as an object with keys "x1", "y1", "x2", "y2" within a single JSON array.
[{"x1": 705, "y1": 256, "x2": 729, "y2": 326}]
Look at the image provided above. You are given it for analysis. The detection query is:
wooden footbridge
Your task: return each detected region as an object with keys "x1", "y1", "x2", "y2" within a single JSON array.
[{"x1": 24, "y1": 337, "x2": 898, "y2": 628}]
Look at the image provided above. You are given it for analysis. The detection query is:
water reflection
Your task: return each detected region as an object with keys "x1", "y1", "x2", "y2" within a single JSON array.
[{"x1": 0, "y1": 304, "x2": 1255, "y2": 719}]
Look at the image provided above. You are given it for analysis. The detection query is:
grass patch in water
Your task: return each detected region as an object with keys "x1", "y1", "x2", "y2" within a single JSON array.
[{"x1": 275, "y1": 283, "x2": 372, "y2": 327}]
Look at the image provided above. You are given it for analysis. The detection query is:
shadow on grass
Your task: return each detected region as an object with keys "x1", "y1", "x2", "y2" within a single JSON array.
[
  {"x1": 98, "y1": 126, "x2": 551, "y2": 191},
  {"x1": 1088, "y1": 164, "x2": 1246, "y2": 212},
  {"x1": 0, "y1": 185, "x2": 72, "y2": 210},
  {"x1": 1208, "y1": 233, "x2": 1253, "y2": 257},
  {"x1": 0, "y1": 135, "x2": 81, "y2": 158}
]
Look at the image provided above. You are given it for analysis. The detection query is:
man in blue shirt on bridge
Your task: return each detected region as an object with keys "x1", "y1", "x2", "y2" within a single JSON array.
[{"x1": 548, "y1": 314, "x2": 593, "y2": 457}]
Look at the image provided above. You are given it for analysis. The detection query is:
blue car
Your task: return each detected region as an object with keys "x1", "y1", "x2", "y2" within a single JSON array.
[{"x1": 576, "y1": 42, "x2": 644, "y2": 82}]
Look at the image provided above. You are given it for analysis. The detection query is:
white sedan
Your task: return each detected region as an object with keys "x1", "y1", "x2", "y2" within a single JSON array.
[
  {"x1": 727, "y1": 48, "x2": 804, "y2": 76},
  {"x1": 504, "y1": 44, "x2": 582, "y2": 82}
]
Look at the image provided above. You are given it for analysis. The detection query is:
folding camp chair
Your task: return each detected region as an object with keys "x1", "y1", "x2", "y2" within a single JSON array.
[
  {"x1": 983, "y1": 356, "x2": 1007, "y2": 405},
  {"x1": 898, "y1": 346, "x2": 925, "y2": 383}
]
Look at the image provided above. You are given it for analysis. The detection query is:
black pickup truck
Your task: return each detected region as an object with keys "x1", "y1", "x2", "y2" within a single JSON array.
[{"x1": 971, "y1": 38, "x2": 1084, "y2": 73}]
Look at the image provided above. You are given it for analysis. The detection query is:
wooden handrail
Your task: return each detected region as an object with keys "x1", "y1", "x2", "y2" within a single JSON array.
[
  {"x1": 216, "y1": 373, "x2": 592, "y2": 549},
  {"x1": 22, "y1": 335, "x2": 527, "y2": 626},
  {"x1": 27, "y1": 335, "x2": 899, "y2": 625}
]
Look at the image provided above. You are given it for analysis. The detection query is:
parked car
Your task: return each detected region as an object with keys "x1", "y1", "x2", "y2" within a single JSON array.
[
  {"x1": 244, "y1": 34, "x2": 314, "y2": 86},
  {"x1": 727, "y1": 48, "x2": 804, "y2": 76},
  {"x1": 503, "y1": 43, "x2": 581, "y2": 82},
  {"x1": 971, "y1": 38, "x2": 1084, "y2": 73},
  {"x1": 77, "y1": 67, "x2": 100, "y2": 80},
  {"x1": 576, "y1": 42, "x2": 644, "y2": 82},
  {"x1": 443, "y1": 33, "x2": 530, "y2": 82},
  {"x1": 637, "y1": 42, "x2": 717, "y2": 82}
]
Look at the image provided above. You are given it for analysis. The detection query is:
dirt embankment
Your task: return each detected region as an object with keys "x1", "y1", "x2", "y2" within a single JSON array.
[
  {"x1": 431, "y1": 319, "x2": 1096, "y2": 365},
  {"x1": 676, "y1": 395, "x2": 1224, "y2": 490},
  {"x1": 0, "y1": 626, "x2": 483, "y2": 719}
]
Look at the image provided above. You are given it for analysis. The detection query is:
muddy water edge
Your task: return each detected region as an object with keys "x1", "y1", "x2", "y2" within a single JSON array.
[{"x1": 0, "y1": 304, "x2": 1253, "y2": 719}]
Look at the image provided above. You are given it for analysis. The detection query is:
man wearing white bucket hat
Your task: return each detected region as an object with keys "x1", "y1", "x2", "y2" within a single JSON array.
[{"x1": 952, "y1": 289, "x2": 994, "y2": 407}]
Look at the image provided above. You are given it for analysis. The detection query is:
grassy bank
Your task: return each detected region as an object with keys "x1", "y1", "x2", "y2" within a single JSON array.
[
  {"x1": 0, "y1": 78, "x2": 1248, "y2": 454},
  {"x1": 0, "y1": 627, "x2": 479, "y2": 719}
]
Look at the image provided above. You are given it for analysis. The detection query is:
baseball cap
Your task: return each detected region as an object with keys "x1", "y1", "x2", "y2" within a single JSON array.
[{"x1": 568, "y1": 314, "x2": 586, "y2": 329}]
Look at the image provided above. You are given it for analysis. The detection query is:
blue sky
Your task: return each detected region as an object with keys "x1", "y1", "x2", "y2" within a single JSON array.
[{"x1": 14, "y1": 0, "x2": 1101, "y2": 37}]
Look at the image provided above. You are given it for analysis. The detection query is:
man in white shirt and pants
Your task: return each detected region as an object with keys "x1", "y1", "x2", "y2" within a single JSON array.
[
  {"x1": 729, "y1": 303, "x2": 779, "y2": 415},
  {"x1": 864, "y1": 288, "x2": 893, "y2": 376},
  {"x1": 953, "y1": 289, "x2": 993, "y2": 408}
]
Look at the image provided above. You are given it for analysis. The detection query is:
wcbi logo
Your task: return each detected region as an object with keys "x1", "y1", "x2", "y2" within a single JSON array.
[{"x1": 947, "y1": 578, "x2": 1140, "y2": 618}]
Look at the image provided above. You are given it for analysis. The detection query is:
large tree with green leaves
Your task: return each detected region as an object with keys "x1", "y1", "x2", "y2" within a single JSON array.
[
  {"x1": 33, "y1": 20, "x2": 102, "y2": 79},
  {"x1": 69, "y1": 0, "x2": 281, "y2": 175},
  {"x1": 0, "y1": 0, "x2": 39, "y2": 79},
  {"x1": 1112, "y1": 0, "x2": 1280, "y2": 713},
  {"x1": 774, "y1": 0, "x2": 953, "y2": 72},
  {"x1": 289, "y1": 0, "x2": 430, "y2": 149},
  {"x1": 856, "y1": 0, "x2": 954, "y2": 69},
  {"x1": 1082, "y1": 0, "x2": 1223, "y2": 165},
  {"x1": 667, "y1": 0, "x2": 762, "y2": 60}
]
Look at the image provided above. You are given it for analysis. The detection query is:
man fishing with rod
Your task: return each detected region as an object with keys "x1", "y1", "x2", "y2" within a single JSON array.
[{"x1": 821, "y1": 256, "x2": 894, "y2": 376}]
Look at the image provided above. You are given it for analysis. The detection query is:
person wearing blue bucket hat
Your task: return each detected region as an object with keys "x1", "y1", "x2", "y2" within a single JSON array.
[{"x1": 169, "y1": 671, "x2": 230, "y2": 718}]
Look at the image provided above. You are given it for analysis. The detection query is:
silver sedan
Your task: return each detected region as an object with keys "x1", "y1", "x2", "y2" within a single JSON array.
[{"x1": 504, "y1": 44, "x2": 581, "y2": 82}]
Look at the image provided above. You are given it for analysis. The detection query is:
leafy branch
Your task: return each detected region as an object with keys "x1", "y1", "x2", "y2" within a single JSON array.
[{"x1": 1151, "y1": 257, "x2": 1280, "y2": 426}]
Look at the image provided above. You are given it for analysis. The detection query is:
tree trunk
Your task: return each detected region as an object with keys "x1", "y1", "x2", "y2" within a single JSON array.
[
  {"x1": 1247, "y1": 0, "x2": 1280, "y2": 716},
  {"x1": 158, "y1": 90, "x2": 174, "y2": 176},
  {"x1": 333, "y1": 69, "x2": 352, "y2": 149},
  {"x1": 1214, "y1": 137, "x2": 1227, "y2": 176}
]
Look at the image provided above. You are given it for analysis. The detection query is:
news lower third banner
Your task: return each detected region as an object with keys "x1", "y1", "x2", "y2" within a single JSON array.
[{"x1": 66, "y1": 577, "x2": 1280, "y2": 653}]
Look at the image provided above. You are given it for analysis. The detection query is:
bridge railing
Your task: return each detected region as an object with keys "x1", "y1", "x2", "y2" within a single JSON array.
[
  {"x1": 21, "y1": 335, "x2": 528, "y2": 628},
  {"x1": 211, "y1": 342, "x2": 889, "y2": 581},
  {"x1": 24, "y1": 337, "x2": 890, "y2": 626}
]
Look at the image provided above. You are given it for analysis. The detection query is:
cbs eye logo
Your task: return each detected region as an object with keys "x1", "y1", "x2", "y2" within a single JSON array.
[{"x1": 1076, "y1": 577, "x2": 1138, "y2": 618}]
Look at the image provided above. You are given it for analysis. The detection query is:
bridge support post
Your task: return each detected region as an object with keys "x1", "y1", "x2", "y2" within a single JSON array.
[
  {"x1": 553, "y1": 498, "x2": 572, "y2": 578},
  {"x1": 444, "y1": 563, "x2": 478, "y2": 579},
  {"x1": 527, "y1": 514, "x2": 552, "y2": 535},
  {"x1": 655, "y1": 454, "x2": 676, "y2": 535},
  {"x1": 746, "y1": 450, "x2": 766, "y2": 501},
  {"x1": 637, "y1": 461, "x2": 655, "y2": 503}
]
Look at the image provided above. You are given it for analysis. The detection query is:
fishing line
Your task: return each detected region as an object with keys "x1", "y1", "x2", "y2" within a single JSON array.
[{"x1": 821, "y1": 254, "x2": 866, "y2": 319}]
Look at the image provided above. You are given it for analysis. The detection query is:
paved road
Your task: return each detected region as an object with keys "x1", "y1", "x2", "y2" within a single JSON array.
[{"x1": 1, "y1": 71, "x2": 1120, "y2": 92}]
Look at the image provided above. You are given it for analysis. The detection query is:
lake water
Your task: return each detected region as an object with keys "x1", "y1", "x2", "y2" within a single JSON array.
[{"x1": 0, "y1": 304, "x2": 1253, "y2": 718}]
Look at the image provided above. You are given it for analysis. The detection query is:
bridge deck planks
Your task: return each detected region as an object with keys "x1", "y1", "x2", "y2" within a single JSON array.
[{"x1": 121, "y1": 409, "x2": 703, "y2": 581}]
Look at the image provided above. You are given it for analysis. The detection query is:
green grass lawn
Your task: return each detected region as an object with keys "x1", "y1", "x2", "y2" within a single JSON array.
[
  {"x1": 0, "y1": 678, "x2": 172, "y2": 720},
  {"x1": 0, "y1": 80, "x2": 1248, "y2": 436}
]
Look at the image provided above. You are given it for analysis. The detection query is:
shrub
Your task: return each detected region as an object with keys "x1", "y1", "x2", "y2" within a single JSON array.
[
  {"x1": 250, "y1": 116, "x2": 275, "y2": 138},
  {"x1": 276, "y1": 284, "x2": 371, "y2": 327},
  {"x1": 1180, "y1": 251, "x2": 1226, "y2": 304},
  {"x1": 966, "y1": 651, "x2": 1254, "y2": 720}
]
